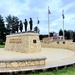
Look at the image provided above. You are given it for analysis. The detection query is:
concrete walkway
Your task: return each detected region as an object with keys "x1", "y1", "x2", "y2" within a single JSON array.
[{"x1": 0, "y1": 48, "x2": 75, "y2": 73}]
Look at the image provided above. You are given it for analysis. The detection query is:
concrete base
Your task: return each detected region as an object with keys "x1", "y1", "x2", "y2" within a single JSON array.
[{"x1": 5, "y1": 33, "x2": 41, "y2": 53}]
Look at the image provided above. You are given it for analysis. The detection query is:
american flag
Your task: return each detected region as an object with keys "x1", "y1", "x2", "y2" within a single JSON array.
[
  {"x1": 48, "y1": 7, "x2": 51, "y2": 14},
  {"x1": 62, "y1": 9, "x2": 65, "y2": 19}
]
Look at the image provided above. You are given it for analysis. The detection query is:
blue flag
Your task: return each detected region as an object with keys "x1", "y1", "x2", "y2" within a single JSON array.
[{"x1": 37, "y1": 20, "x2": 40, "y2": 24}]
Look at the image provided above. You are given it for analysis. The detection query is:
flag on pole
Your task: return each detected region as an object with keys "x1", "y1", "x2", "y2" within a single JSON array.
[
  {"x1": 48, "y1": 6, "x2": 51, "y2": 37},
  {"x1": 48, "y1": 7, "x2": 51, "y2": 14},
  {"x1": 37, "y1": 20, "x2": 40, "y2": 24},
  {"x1": 62, "y1": 9, "x2": 65, "y2": 19},
  {"x1": 37, "y1": 17, "x2": 40, "y2": 24},
  {"x1": 62, "y1": 9, "x2": 65, "y2": 41}
]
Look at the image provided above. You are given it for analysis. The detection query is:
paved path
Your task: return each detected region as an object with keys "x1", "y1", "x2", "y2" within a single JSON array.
[{"x1": 0, "y1": 48, "x2": 75, "y2": 73}]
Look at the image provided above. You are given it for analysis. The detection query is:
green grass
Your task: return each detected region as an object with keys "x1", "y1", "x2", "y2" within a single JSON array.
[
  {"x1": 29, "y1": 67, "x2": 75, "y2": 75},
  {"x1": 0, "y1": 44, "x2": 5, "y2": 48},
  {"x1": 11, "y1": 66, "x2": 75, "y2": 75}
]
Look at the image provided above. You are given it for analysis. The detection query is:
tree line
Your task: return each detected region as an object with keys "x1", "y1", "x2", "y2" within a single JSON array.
[
  {"x1": 40, "y1": 30, "x2": 75, "y2": 42},
  {"x1": 0, "y1": 14, "x2": 75, "y2": 44},
  {"x1": 59, "y1": 29, "x2": 75, "y2": 42}
]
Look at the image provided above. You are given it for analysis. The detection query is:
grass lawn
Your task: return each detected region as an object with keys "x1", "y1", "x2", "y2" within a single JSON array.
[
  {"x1": 0, "y1": 44, "x2": 5, "y2": 48},
  {"x1": 29, "y1": 66, "x2": 75, "y2": 75}
]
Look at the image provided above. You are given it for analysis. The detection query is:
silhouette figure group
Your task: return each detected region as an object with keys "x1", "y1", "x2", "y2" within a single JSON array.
[{"x1": 12, "y1": 18, "x2": 33, "y2": 33}]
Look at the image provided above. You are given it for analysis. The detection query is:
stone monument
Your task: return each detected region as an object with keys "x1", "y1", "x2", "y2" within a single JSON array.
[{"x1": 5, "y1": 32, "x2": 41, "y2": 53}]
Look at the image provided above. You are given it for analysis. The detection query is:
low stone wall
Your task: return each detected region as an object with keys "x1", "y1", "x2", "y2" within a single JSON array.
[
  {"x1": 0, "y1": 56, "x2": 46, "y2": 68},
  {"x1": 41, "y1": 40, "x2": 75, "y2": 51}
]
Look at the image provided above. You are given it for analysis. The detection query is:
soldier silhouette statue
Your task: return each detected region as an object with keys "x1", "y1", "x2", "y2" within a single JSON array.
[
  {"x1": 19, "y1": 20, "x2": 23, "y2": 32},
  {"x1": 15, "y1": 21, "x2": 19, "y2": 33},
  {"x1": 29, "y1": 18, "x2": 33, "y2": 31},
  {"x1": 12, "y1": 20, "x2": 15, "y2": 33},
  {"x1": 24, "y1": 19, "x2": 28, "y2": 32}
]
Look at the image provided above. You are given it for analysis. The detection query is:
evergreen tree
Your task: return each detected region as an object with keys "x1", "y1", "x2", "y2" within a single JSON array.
[
  {"x1": 0, "y1": 15, "x2": 6, "y2": 44},
  {"x1": 65, "y1": 30, "x2": 71, "y2": 39},
  {"x1": 59, "y1": 29, "x2": 63, "y2": 36},
  {"x1": 73, "y1": 32, "x2": 75, "y2": 42},
  {"x1": 6, "y1": 15, "x2": 19, "y2": 33},
  {"x1": 34, "y1": 26, "x2": 40, "y2": 33}
]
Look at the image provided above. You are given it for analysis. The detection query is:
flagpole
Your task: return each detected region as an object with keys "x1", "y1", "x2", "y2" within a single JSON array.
[
  {"x1": 62, "y1": 9, "x2": 65, "y2": 41},
  {"x1": 37, "y1": 17, "x2": 38, "y2": 33},
  {"x1": 48, "y1": 6, "x2": 50, "y2": 37}
]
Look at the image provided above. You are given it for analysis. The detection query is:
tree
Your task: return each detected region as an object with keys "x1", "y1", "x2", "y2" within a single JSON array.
[
  {"x1": 34, "y1": 26, "x2": 40, "y2": 33},
  {"x1": 59, "y1": 29, "x2": 63, "y2": 36},
  {"x1": 0, "y1": 15, "x2": 6, "y2": 44},
  {"x1": 73, "y1": 32, "x2": 75, "y2": 42},
  {"x1": 69, "y1": 30, "x2": 74, "y2": 39},
  {"x1": 65, "y1": 30, "x2": 72, "y2": 39},
  {"x1": 66, "y1": 31, "x2": 70, "y2": 39},
  {"x1": 6, "y1": 15, "x2": 19, "y2": 33},
  {"x1": 50, "y1": 31, "x2": 57, "y2": 37},
  {"x1": 50, "y1": 32, "x2": 53, "y2": 37}
]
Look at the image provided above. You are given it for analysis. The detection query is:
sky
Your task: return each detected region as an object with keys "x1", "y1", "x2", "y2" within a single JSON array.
[{"x1": 0, "y1": 0, "x2": 75, "y2": 34}]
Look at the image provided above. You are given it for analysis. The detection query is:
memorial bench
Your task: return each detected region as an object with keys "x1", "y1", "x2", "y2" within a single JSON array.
[{"x1": 0, "y1": 56, "x2": 46, "y2": 68}]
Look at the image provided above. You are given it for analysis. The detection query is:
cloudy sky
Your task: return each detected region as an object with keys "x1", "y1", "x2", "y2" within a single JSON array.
[{"x1": 0, "y1": 0, "x2": 75, "y2": 34}]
